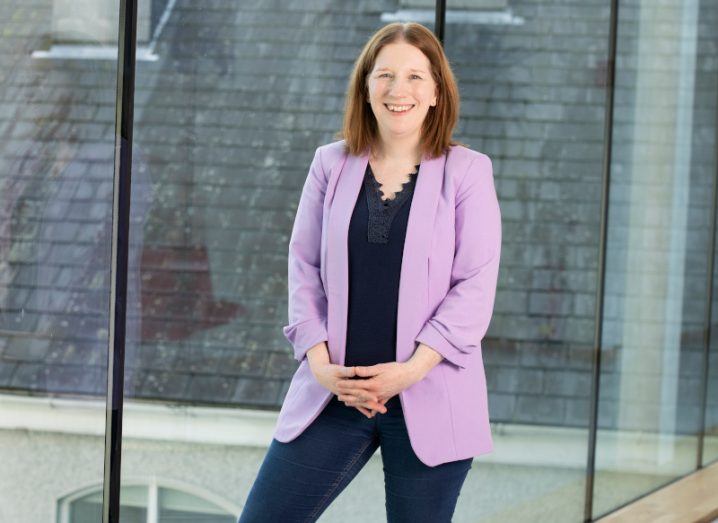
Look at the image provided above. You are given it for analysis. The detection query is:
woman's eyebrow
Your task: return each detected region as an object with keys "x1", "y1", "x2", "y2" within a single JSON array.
[{"x1": 375, "y1": 67, "x2": 427, "y2": 73}]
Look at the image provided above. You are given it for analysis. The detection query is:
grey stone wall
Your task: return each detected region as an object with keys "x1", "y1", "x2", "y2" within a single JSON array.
[{"x1": 0, "y1": 0, "x2": 716, "y2": 439}]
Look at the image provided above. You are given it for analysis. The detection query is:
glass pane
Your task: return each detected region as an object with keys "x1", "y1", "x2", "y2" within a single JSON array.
[
  {"x1": 709, "y1": 266, "x2": 718, "y2": 464},
  {"x1": 68, "y1": 486, "x2": 147, "y2": 523},
  {"x1": 120, "y1": 3, "x2": 456, "y2": 522},
  {"x1": 120, "y1": 0, "x2": 317, "y2": 519},
  {"x1": 595, "y1": 0, "x2": 718, "y2": 517},
  {"x1": 113, "y1": 2, "x2": 718, "y2": 523},
  {"x1": 0, "y1": 1, "x2": 117, "y2": 522},
  {"x1": 439, "y1": 0, "x2": 611, "y2": 521},
  {"x1": 158, "y1": 487, "x2": 235, "y2": 523},
  {"x1": 705, "y1": 5, "x2": 718, "y2": 469}
]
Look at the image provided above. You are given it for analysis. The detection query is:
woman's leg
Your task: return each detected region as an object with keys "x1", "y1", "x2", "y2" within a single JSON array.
[
  {"x1": 378, "y1": 405, "x2": 473, "y2": 523},
  {"x1": 238, "y1": 397, "x2": 380, "y2": 523}
]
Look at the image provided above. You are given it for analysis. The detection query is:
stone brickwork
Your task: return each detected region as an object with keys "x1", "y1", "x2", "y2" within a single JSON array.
[{"x1": 0, "y1": 0, "x2": 716, "y2": 436}]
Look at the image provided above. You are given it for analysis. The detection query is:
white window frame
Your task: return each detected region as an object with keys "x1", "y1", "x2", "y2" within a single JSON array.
[
  {"x1": 56, "y1": 477, "x2": 241, "y2": 523},
  {"x1": 400, "y1": 0, "x2": 509, "y2": 8},
  {"x1": 383, "y1": 0, "x2": 524, "y2": 26},
  {"x1": 31, "y1": 0, "x2": 178, "y2": 61}
]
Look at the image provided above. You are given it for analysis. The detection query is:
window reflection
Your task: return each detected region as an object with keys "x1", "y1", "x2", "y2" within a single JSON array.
[{"x1": 60, "y1": 484, "x2": 236, "y2": 523}]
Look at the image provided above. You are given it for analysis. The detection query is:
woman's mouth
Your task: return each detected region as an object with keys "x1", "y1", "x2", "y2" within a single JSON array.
[{"x1": 384, "y1": 103, "x2": 415, "y2": 115}]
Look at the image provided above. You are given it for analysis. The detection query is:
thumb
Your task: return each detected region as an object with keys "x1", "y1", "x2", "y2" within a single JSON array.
[{"x1": 354, "y1": 365, "x2": 380, "y2": 377}]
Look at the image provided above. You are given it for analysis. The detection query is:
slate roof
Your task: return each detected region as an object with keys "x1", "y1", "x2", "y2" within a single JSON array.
[{"x1": 1, "y1": 0, "x2": 717, "y2": 432}]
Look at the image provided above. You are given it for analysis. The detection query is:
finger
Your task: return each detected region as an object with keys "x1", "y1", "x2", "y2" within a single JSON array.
[
  {"x1": 353, "y1": 400, "x2": 377, "y2": 416},
  {"x1": 342, "y1": 395, "x2": 381, "y2": 409},
  {"x1": 337, "y1": 379, "x2": 375, "y2": 394},
  {"x1": 339, "y1": 387, "x2": 375, "y2": 400},
  {"x1": 356, "y1": 406, "x2": 373, "y2": 418},
  {"x1": 337, "y1": 377, "x2": 369, "y2": 387},
  {"x1": 340, "y1": 395, "x2": 382, "y2": 414},
  {"x1": 354, "y1": 365, "x2": 383, "y2": 378},
  {"x1": 348, "y1": 395, "x2": 384, "y2": 414},
  {"x1": 364, "y1": 398, "x2": 386, "y2": 413},
  {"x1": 339, "y1": 392, "x2": 386, "y2": 412},
  {"x1": 339, "y1": 394, "x2": 368, "y2": 407},
  {"x1": 339, "y1": 394, "x2": 360, "y2": 404}
]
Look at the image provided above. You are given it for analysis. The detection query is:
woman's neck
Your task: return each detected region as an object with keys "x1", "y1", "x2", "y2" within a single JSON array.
[{"x1": 371, "y1": 138, "x2": 422, "y2": 165}]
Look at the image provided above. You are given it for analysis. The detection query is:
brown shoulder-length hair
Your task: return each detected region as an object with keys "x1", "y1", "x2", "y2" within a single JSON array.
[{"x1": 334, "y1": 22, "x2": 467, "y2": 160}]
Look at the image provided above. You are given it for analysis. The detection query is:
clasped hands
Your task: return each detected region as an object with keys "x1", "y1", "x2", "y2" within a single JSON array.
[{"x1": 310, "y1": 360, "x2": 424, "y2": 418}]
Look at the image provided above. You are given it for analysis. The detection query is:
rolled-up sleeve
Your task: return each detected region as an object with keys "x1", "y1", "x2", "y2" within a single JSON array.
[
  {"x1": 415, "y1": 153, "x2": 502, "y2": 369},
  {"x1": 282, "y1": 147, "x2": 329, "y2": 362}
]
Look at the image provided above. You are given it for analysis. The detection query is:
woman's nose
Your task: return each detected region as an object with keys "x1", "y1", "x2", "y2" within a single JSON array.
[{"x1": 387, "y1": 79, "x2": 411, "y2": 97}]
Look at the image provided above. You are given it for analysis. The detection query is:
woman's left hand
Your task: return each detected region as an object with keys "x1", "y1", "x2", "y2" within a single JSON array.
[{"x1": 335, "y1": 362, "x2": 424, "y2": 412}]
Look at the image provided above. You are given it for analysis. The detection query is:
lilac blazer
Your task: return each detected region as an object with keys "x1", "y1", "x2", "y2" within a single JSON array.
[{"x1": 273, "y1": 139, "x2": 502, "y2": 467}]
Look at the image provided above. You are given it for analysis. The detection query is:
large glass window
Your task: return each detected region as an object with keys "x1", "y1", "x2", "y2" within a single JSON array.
[
  {"x1": 443, "y1": 0, "x2": 610, "y2": 520},
  {"x1": 0, "y1": 2, "x2": 117, "y2": 521},
  {"x1": 59, "y1": 483, "x2": 236, "y2": 523},
  {"x1": 595, "y1": 0, "x2": 718, "y2": 516},
  {"x1": 1, "y1": 1, "x2": 715, "y2": 521}
]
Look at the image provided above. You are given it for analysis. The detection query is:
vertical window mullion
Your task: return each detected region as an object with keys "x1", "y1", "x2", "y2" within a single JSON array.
[
  {"x1": 147, "y1": 481, "x2": 159, "y2": 523},
  {"x1": 102, "y1": 0, "x2": 138, "y2": 521},
  {"x1": 434, "y1": 0, "x2": 446, "y2": 45},
  {"x1": 584, "y1": 0, "x2": 620, "y2": 521}
]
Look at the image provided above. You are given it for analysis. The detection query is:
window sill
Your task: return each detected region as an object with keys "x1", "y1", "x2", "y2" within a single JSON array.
[
  {"x1": 380, "y1": 8, "x2": 524, "y2": 26},
  {"x1": 31, "y1": 44, "x2": 158, "y2": 61}
]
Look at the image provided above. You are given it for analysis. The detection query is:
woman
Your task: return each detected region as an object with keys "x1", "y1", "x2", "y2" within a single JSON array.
[{"x1": 238, "y1": 21, "x2": 501, "y2": 523}]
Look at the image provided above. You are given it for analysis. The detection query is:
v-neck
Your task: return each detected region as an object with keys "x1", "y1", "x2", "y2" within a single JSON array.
[
  {"x1": 367, "y1": 163, "x2": 420, "y2": 205},
  {"x1": 362, "y1": 163, "x2": 420, "y2": 244}
]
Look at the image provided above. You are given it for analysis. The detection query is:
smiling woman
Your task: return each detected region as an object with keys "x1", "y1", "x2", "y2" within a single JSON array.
[
  {"x1": 237, "y1": 21, "x2": 500, "y2": 523},
  {"x1": 368, "y1": 46, "x2": 436, "y2": 128},
  {"x1": 339, "y1": 21, "x2": 465, "y2": 162}
]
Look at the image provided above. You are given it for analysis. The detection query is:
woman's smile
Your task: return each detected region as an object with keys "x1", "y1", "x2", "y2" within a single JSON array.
[{"x1": 384, "y1": 103, "x2": 415, "y2": 115}]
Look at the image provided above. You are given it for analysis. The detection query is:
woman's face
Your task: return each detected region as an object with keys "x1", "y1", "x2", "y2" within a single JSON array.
[{"x1": 366, "y1": 42, "x2": 438, "y2": 146}]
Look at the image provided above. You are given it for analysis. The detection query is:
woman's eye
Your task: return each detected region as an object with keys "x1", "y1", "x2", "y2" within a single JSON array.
[{"x1": 379, "y1": 73, "x2": 421, "y2": 79}]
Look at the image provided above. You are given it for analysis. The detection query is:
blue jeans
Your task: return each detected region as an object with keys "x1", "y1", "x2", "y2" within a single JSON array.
[{"x1": 238, "y1": 395, "x2": 473, "y2": 522}]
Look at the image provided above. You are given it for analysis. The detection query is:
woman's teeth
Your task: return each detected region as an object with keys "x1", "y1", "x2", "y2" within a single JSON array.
[{"x1": 385, "y1": 104, "x2": 414, "y2": 113}]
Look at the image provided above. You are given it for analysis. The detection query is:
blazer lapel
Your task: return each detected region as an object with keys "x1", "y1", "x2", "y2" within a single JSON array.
[
  {"x1": 325, "y1": 148, "x2": 447, "y2": 366},
  {"x1": 397, "y1": 151, "x2": 446, "y2": 362}
]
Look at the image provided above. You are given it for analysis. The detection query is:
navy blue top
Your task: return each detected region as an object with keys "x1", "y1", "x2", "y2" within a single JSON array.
[{"x1": 333, "y1": 161, "x2": 420, "y2": 412}]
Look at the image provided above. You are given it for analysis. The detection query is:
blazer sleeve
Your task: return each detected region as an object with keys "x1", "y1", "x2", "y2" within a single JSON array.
[
  {"x1": 282, "y1": 146, "x2": 329, "y2": 362},
  {"x1": 415, "y1": 153, "x2": 502, "y2": 369}
]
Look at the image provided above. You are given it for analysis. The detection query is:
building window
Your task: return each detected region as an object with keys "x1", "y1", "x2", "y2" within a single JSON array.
[
  {"x1": 31, "y1": 0, "x2": 173, "y2": 60},
  {"x1": 57, "y1": 481, "x2": 237, "y2": 523},
  {"x1": 382, "y1": 0, "x2": 522, "y2": 26},
  {"x1": 399, "y1": 0, "x2": 508, "y2": 7}
]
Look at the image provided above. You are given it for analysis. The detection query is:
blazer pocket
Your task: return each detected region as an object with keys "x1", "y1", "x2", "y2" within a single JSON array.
[{"x1": 438, "y1": 361, "x2": 459, "y2": 454}]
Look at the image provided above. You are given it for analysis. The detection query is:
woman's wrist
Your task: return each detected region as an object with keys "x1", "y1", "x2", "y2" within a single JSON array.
[
  {"x1": 306, "y1": 341, "x2": 329, "y2": 369},
  {"x1": 406, "y1": 343, "x2": 444, "y2": 381}
]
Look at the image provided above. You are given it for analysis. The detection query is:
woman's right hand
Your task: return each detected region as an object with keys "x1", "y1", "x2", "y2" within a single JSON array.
[{"x1": 309, "y1": 360, "x2": 387, "y2": 418}]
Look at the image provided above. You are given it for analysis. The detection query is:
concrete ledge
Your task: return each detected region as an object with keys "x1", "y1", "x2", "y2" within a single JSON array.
[
  {"x1": 380, "y1": 8, "x2": 524, "y2": 25},
  {"x1": 31, "y1": 45, "x2": 158, "y2": 61},
  {"x1": 1, "y1": 392, "x2": 715, "y2": 474},
  {"x1": 596, "y1": 460, "x2": 718, "y2": 523}
]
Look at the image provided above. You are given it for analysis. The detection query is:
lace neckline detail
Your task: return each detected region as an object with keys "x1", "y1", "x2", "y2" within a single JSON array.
[
  {"x1": 367, "y1": 164, "x2": 420, "y2": 204},
  {"x1": 363, "y1": 163, "x2": 420, "y2": 244}
]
